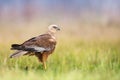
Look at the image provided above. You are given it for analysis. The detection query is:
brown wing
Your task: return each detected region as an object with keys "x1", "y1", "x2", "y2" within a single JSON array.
[{"x1": 12, "y1": 34, "x2": 56, "y2": 53}]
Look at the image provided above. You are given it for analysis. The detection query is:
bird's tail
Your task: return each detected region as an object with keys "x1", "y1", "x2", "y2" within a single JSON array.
[
  {"x1": 10, "y1": 50, "x2": 28, "y2": 58},
  {"x1": 11, "y1": 44, "x2": 22, "y2": 50}
]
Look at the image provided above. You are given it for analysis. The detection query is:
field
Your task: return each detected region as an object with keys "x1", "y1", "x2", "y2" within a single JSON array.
[{"x1": 0, "y1": 23, "x2": 120, "y2": 80}]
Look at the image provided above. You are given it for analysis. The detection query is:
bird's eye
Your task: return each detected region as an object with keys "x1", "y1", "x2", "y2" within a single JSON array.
[{"x1": 53, "y1": 26, "x2": 57, "y2": 29}]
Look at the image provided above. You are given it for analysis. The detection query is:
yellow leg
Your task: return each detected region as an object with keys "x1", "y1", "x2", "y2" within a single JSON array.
[
  {"x1": 42, "y1": 53, "x2": 49, "y2": 70},
  {"x1": 43, "y1": 61, "x2": 47, "y2": 70}
]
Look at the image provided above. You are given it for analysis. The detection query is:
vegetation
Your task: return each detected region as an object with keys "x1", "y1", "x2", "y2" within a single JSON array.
[
  {"x1": 0, "y1": 21, "x2": 119, "y2": 80},
  {"x1": 0, "y1": 33, "x2": 120, "y2": 80}
]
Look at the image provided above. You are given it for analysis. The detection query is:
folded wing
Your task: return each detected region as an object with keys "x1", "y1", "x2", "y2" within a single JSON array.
[{"x1": 10, "y1": 34, "x2": 56, "y2": 58}]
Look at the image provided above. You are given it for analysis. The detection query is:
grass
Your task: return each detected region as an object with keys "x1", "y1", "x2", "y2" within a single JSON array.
[
  {"x1": 0, "y1": 36, "x2": 120, "y2": 80},
  {"x1": 0, "y1": 22, "x2": 120, "y2": 80}
]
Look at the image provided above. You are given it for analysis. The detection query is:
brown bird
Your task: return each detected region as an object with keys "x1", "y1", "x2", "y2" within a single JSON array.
[{"x1": 10, "y1": 24, "x2": 60, "y2": 69}]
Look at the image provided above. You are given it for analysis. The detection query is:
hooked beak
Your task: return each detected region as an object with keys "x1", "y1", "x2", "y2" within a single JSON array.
[
  {"x1": 57, "y1": 28, "x2": 60, "y2": 31},
  {"x1": 56, "y1": 26, "x2": 61, "y2": 31}
]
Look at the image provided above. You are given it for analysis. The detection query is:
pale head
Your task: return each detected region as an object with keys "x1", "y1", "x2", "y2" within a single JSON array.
[{"x1": 48, "y1": 24, "x2": 60, "y2": 33}]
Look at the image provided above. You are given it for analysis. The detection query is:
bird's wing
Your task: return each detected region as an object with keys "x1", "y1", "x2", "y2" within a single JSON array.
[{"x1": 11, "y1": 34, "x2": 56, "y2": 53}]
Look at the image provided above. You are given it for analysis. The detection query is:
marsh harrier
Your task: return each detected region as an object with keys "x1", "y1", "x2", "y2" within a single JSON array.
[{"x1": 10, "y1": 24, "x2": 60, "y2": 69}]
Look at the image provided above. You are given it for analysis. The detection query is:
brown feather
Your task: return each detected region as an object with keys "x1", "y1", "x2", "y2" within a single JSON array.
[{"x1": 10, "y1": 24, "x2": 60, "y2": 69}]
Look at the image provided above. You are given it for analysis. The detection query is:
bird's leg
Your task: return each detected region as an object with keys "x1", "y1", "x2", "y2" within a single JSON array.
[
  {"x1": 43, "y1": 61, "x2": 47, "y2": 70},
  {"x1": 42, "y1": 53, "x2": 49, "y2": 70},
  {"x1": 42, "y1": 54, "x2": 47, "y2": 70}
]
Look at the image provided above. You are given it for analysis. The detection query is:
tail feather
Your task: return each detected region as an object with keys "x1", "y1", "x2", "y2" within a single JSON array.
[
  {"x1": 11, "y1": 44, "x2": 21, "y2": 47},
  {"x1": 10, "y1": 50, "x2": 28, "y2": 58},
  {"x1": 11, "y1": 44, "x2": 22, "y2": 50}
]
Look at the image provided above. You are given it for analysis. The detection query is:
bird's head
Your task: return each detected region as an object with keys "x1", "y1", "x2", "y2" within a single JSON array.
[{"x1": 48, "y1": 24, "x2": 60, "y2": 33}]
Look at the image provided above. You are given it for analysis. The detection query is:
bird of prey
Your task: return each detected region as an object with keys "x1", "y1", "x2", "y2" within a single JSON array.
[{"x1": 10, "y1": 24, "x2": 60, "y2": 69}]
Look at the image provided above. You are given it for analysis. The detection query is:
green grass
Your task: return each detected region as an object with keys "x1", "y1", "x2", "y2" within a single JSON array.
[{"x1": 0, "y1": 37, "x2": 120, "y2": 80}]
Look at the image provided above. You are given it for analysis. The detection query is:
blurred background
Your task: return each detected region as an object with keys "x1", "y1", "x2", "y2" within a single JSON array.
[
  {"x1": 0, "y1": 1, "x2": 120, "y2": 80},
  {"x1": 0, "y1": 0, "x2": 120, "y2": 42}
]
